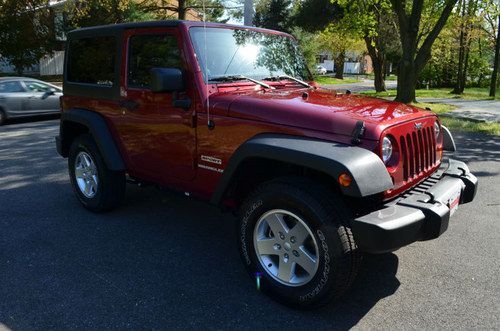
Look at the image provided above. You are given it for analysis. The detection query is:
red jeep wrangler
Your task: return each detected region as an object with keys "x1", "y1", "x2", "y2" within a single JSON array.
[{"x1": 56, "y1": 21, "x2": 477, "y2": 309}]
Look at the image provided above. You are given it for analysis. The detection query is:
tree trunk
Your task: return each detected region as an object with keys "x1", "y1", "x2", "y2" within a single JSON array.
[
  {"x1": 453, "y1": 0, "x2": 466, "y2": 94},
  {"x1": 490, "y1": 14, "x2": 500, "y2": 97},
  {"x1": 178, "y1": 0, "x2": 186, "y2": 19},
  {"x1": 390, "y1": 0, "x2": 458, "y2": 104},
  {"x1": 364, "y1": 36, "x2": 386, "y2": 92},
  {"x1": 395, "y1": 58, "x2": 417, "y2": 103},
  {"x1": 453, "y1": 0, "x2": 478, "y2": 94},
  {"x1": 334, "y1": 51, "x2": 345, "y2": 79},
  {"x1": 460, "y1": 44, "x2": 471, "y2": 91},
  {"x1": 373, "y1": 58, "x2": 386, "y2": 92}
]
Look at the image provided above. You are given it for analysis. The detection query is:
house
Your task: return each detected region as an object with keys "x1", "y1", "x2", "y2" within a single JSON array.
[{"x1": 317, "y1": 50, "x2": 374, "y2": 75}]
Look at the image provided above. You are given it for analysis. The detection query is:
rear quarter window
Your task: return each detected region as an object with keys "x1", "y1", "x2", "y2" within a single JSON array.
[
  {"x1": 0, "y1": 81, "x2": 24, "y2": 93},
  {"x1": 67, "y1": 36, "x2": 116, "y2": 86}
]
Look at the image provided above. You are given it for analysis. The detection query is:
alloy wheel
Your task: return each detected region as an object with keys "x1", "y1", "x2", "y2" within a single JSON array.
[
  {"x1": 74, "y1": 151, "x2": 99, "y2": 198},
  {"x1": 253, "y1": 209, "x2": 319, "y2": 286}
]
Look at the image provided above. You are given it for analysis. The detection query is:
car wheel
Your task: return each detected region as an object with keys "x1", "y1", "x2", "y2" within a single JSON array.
[
  {"x1": 238, "y1": 177, "x2": 361, "y2": 309},
  {"x1": 68, "y1": 134, "x2": 125, "y2": 212}
]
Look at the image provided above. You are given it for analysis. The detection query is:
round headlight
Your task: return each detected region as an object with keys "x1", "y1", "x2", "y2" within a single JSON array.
[
  {"x1": 434, "y1": 121, "x2": 440, "y2": 139},
  {"x1": 382, "y1": 136, "x2": 393, "y2": 163}
]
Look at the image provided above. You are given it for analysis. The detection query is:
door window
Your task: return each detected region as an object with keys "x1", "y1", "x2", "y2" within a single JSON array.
[
  {"x1": 0, "y1": 81, "x2": 24, "y2": 93},
  {"x1": 24, "y1": 81, "x2": 59, "y2": 92},
  {"x1": 127, "y1": 34, "x2": 182, "y2": 89}
]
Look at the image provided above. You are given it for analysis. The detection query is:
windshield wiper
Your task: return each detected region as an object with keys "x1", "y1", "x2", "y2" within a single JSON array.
[
  {"x1": 208, "y1": 75, "x2": 274, "y2": 89},
  {"x1": 262, "y1": 75, "x2": 311, "y2": 88}
]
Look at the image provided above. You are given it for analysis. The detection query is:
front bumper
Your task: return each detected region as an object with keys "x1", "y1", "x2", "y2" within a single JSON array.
[{"x1": 351, "y1": 159, "x2": 477, "y2": 254}]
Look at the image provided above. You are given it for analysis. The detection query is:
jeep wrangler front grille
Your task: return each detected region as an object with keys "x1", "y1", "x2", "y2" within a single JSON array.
[{"x1": 399, "y1": 126, "x2": 437, "y2": 182}]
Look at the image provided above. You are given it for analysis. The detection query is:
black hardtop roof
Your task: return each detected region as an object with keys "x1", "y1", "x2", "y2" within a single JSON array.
[
  {"x1": 67, "y1": 20, "x2": 289, "y2": 38},
  {"x1": 68, "y1": 20, "x2": 181, "y2": 35}
]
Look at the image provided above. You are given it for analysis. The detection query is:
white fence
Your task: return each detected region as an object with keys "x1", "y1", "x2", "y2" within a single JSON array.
[
  {"x1": 344, "y1": 62, "x2": 361, "y2": 74},
  {"x1": 40, "y1": 51, "x2": 64, "y2": 76},
  {"x1": 319, "y1": 60, "x2": 363, "y2": 74},
  {"x1": 0, "y1": 57, "x2": 39, "y2": 74}
]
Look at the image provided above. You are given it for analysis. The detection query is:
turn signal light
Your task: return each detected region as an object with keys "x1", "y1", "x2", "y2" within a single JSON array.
[{"x1": 338, "y1": 173, "x2": 352, "y2": 187}]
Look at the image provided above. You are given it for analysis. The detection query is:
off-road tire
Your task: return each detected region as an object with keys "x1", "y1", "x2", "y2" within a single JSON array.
[
  {"x1": 68, "y1": 134, "x2": 125, "y2": 212},
  {"x1": 238, "y1": 177, "x2": 361, "y2": 309}
]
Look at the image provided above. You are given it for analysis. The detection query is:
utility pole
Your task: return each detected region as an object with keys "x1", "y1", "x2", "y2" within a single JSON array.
[{"x1": 244, "y1": 0, "x2": 254, "y2": 26}]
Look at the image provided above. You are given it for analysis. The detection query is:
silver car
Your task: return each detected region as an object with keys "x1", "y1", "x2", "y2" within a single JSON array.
[{"x1": 0, "y1": 77, "x2": 62, "y2": 125}]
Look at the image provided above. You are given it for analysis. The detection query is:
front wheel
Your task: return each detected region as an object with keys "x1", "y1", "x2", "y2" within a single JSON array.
[
  {"x1": 68, "y1": 134, "x2": 125, "y2": 212},
  {"x1": 238, "y1": 178, "x2": 361, "y2": 309}
]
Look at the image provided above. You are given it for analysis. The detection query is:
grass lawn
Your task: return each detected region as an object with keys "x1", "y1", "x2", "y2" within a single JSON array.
[
  {"x1": 364, "y1": 74, "x2": 398, "y2": 81},
  {"x1": 410, "y1": 102, "x2": 500, "y2": 135},
  {"x1": 361, "y1": 87, "x2": 500, "y2": 100},
  {"x1": 314, "y1": 76, "x2": 360, "y2": 85}
]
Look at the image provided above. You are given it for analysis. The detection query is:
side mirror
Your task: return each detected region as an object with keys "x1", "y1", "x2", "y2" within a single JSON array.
[
  {"x1": 42, "y1": 90, "x2": 55, "y2": 99},
  {"x1": 150, "y1": 68, "x2": 185, "y2": 93}
]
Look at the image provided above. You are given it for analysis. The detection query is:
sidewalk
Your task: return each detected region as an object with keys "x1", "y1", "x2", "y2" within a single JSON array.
[{"x1": 418, "y1": 98, "x2": 500, "y2": 123}]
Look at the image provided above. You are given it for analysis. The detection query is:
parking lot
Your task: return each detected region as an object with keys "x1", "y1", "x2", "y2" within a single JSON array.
[{"x1": 0, "y1": 118, "x2": 499, "y2": 329}]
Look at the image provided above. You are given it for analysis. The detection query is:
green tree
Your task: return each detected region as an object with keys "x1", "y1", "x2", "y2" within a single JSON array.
[
  {"x1": 334, "y1": 0, "x2": 399, "y2": 92},
  {"x1": 298, "y1": 0, "x2": 399, "y2": 91},
  {"x1": 390, "y1": 0, "x2": 458, "y2": 103},
  {"x1": 65, "y1": 0, "x2": 154, "y2": 29},
  {"x1": 253, "y1": 0, "x2": 293, "y2": 33},
  {"x1": 291, "y1": 27, "x2": 321, "y2": 71},
  {"x1": 318, "y1": 23, "x2": 365, "y2": 79},
  {"x1": 452, "y1": 0, "x2": 481, "y2": 94},
  {"x1": 0, "y1": 0, "x2": 57, "y2": 74},
  {"x1": 139, "y1": 0, "x2": 226, "y2": 22},
  {"x1": 486, "y1": 0, "x2": 500, "y2": 96}
]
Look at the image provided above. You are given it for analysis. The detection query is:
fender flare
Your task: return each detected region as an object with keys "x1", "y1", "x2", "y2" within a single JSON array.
[
  {"x1": 59, "y1": 108, "x2": 125, "y2": 171},
  {"x1": 210, "y1": 133, "x2": 393, "y2": 204}
]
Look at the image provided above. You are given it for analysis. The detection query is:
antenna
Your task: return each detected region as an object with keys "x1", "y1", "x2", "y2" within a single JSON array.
[{"x1": 202, "y1": 0, "x2": 214, "y2": 130}]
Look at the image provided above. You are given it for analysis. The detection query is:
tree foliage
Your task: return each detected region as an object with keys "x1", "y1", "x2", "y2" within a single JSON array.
[
  {"x1": 333, "y1": 0, "x2": 400, "y2": 91},
  {"x1": 253, "y1": 0, "x2": 294, "y2": 33},
  {"x1": 0, "y1": 0, "x2": 57, "y2": 73},
  {"x1": 318, "y1": 22, "x2": 365, "y2": 79},
  {"x1": 138, "y1": 0, "x2": 226, "y2": 22},
  {"x1": 390, "y1": 0, "x2": 458, "y2": 103},
  {"x1": 290, "y1": 27, "x2": 321, "y2": 71},
  {"x1": 65, "y1": 0, "x2": 154, "y2": 29},
  {"x1": 419, "y1": 2, "x2": 492, "y2": 89}
]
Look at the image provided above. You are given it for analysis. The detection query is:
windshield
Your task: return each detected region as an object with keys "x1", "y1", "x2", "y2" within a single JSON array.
[{"x1": 189, "y1": 27, "x2": 312, "y2": 83}]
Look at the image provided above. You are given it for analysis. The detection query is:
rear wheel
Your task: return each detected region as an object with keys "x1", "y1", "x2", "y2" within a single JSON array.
[
  {"x1": 238, "y1": 178, "x2": 361, "y2": 309},
  {"x1": 68, "y1": 134, "x2": 125, "y2": 212}
]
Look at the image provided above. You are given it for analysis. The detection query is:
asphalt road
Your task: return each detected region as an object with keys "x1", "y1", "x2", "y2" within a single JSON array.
[
  {"x1": 0, "y1": 118, "x2": 499, "y2": 330},
  {"x1": 321, "y1": 79, "x2": 397, "y2": 92}
]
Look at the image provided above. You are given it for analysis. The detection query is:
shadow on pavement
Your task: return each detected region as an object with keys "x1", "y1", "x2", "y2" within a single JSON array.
[
  {"x1": 6, "y1": 122, "x2": 496, "y2": 329},
  {"x1": 1, "y1": 114, "x2": 60, "y2": 126},
  {"x1": 449, "y1": 131, "x2": 500, "y2": 165}
]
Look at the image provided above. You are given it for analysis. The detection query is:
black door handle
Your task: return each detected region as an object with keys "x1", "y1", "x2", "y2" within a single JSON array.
[{"x1": 119, "y1": 99, "x2": 139, "y2": 111}]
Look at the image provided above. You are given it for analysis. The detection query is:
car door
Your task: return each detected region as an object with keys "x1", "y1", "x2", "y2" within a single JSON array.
[
  {"x1": 113, "y1": 28, "x2": 197, "y2": 183},
  {"x1": 0, "y1": 81, "x2": 27, "y2": 117},
  {"x1": 23, "y1": 80, "x2": 62, "y2": 114}
]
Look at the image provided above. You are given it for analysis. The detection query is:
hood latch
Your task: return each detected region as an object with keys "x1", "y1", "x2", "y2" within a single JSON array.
[{"x1": 351, "y1": 120, "x2": 366, "y2": 145}]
